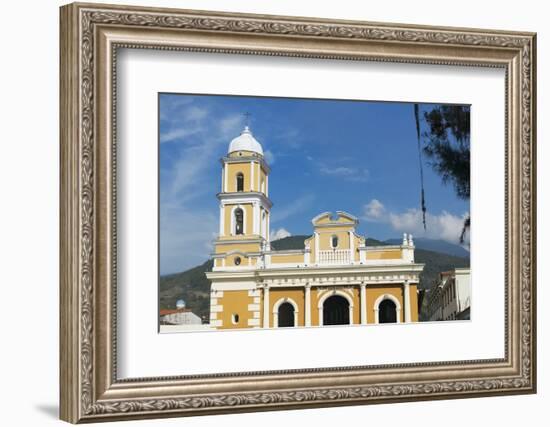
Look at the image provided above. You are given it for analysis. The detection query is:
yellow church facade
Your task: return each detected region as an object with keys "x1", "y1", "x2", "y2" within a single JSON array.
[{"x1": 206, "y1": 126, "x2": 424, "y2": 329}]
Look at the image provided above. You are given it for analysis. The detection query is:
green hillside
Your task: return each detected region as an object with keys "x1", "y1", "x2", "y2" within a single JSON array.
[
  {"x1": 159, "y1": 259, "x2": 212, "y2": 322},
  {"x1": 159, "y1": 235, "x2": 469, "y2": 320}
]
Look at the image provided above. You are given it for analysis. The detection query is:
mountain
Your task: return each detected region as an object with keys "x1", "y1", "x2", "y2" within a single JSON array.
[
  {"x1": 270, "y1": 235, "x2": 310, "y2": 250},
  {"x1": 159, "y1": 259, "x2": 212, "y2": 322},
  {"x1": 385, "y1": 237, "x2": 470, "y2": 258},
  {"x1": 271, "y1": 235, "x2": 385, "y2": 250},
  {"x1": 159, "y1": 236, "x2": 470, "y2": 319}
]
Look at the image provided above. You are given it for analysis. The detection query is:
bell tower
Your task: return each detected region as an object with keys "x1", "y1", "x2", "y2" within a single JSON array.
[{"x1": 212, "y1": 125, "x2": 272, "y2": 270}]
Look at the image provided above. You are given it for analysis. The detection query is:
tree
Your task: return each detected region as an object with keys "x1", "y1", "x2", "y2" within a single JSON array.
[{"x1": 417, "y1": 105, "x2": 471, "y2": 243}]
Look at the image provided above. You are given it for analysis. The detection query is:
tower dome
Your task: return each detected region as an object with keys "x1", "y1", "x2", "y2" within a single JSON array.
[{"x1": 228, "y1": 126, "x2": 263, "y2": 156}]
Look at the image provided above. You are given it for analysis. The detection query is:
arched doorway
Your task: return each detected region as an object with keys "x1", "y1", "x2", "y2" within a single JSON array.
[
  {"x1": 278, "y1": 302, "x2": 295, "y2": 327},
  {"x1": 323, "y1": 295, "x2": 350, "y2": 325},
  {"x1": 378, "y1": 299, "x2": 397, "y2": 323}
]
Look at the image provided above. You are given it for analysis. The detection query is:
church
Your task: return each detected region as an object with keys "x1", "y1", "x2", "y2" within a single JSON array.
[{"x1": 206, "y1": 125, "x2": 424, "y2": 329}]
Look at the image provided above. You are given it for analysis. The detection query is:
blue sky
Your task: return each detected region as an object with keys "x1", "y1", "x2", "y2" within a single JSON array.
[{"x1": 159, "y1": 93, "x2": 470, "y2": 275}]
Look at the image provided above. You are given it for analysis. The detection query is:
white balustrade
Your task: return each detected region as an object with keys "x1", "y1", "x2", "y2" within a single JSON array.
[{"x1": 318, "y1": 249, "x2": 352, "y2": 265}]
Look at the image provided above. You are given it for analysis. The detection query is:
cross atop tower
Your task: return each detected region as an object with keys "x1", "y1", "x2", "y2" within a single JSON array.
[{"x1": 244, "y1": 112, "x2": 251, "y2": 127}]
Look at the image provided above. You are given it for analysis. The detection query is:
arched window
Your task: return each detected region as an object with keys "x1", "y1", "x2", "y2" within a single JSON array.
[
  {"x1": 379, "y1": 299, "x2": 397, "y2": 323},
  {"x1": 331, "y1": 235, "x2": 339, "y2": 248},
  {"x1": 236, "y1": 173, "x2": 244, "y2": 192},
  {"x1": 323, "y1": 295, "x2": 350, "y2": 325},
  {"x1": 234, "y1": 208, "x2": 244, "y2": 235},
  {"x1": 278, "y1": 303, "x2": 295, "y2": 327}
]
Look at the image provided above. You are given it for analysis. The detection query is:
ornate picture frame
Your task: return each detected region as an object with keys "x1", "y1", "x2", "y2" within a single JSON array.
[{"x1": 60, "y1": 2, "x2": 536, "y2": 423}]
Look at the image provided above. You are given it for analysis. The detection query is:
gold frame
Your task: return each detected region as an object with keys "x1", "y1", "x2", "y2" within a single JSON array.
[{"x1": 59, "y1": 2, "x2": 537, "y2": 423}]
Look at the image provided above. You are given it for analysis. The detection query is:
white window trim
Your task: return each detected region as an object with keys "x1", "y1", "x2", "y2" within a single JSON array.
[
  {"x1": 373, "y1": 293, "x2": 402, "y2": 324},
  {"x1": 317, "y1": 290, "x2": 354, "y2": 326},
  {"x1": 272, "y1": 297, "x2": 299, "y2": 328}
]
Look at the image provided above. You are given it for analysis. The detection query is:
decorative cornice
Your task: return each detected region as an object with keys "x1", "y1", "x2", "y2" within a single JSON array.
[
  {"x1": 86, "y1": 376, "x2": 530, "y2": 415},
  {"x1": 217, "y1": 191, "x2": 273, "y2": 209}
]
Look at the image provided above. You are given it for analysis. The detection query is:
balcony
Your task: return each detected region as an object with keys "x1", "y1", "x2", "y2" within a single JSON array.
[{"x1": 318, "y1": 249, "x2": 352, "y2": 265}]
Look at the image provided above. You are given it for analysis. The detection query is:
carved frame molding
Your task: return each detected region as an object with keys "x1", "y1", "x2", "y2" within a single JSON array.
[{"x1": 60, "y1": 2, "x2": 536, "y2": 423}]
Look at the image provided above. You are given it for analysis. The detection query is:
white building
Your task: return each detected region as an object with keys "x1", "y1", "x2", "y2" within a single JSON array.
[
  {"x1": 424, "y1": 267, "x2": 471, "y2": 321},
  {"x1": 159, "y1": 308, "x2": 202, "y2": 325}
]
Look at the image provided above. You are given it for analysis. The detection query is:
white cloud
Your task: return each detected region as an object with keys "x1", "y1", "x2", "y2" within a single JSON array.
[
  {"x1": 185, "y1": 106, "x2": 208, "y2": 122},
  {"x1": 361, "y1": 199, "x2": 470, "y2": 246},
  {"x1": 159, "y1": 99, "x2": 247, "y2": 273},
  {"x1": 264, "y1": 149, "x2": 275, "y2": 164},
  {"x1": 316, "y1": 159, "x2": 369, "y2": 183},
  {"x1": 270, "y1": 228, "x2": 291, "y2": 241},
  {"x1": 363, "y1": 199, "x2": 386, "y2": 220},
  {"x1": 160, "y1": 204, "x2": 218, "y2": 274},
  {"x1": 219, "y1": 115, "x2": 243, "y2": 138},
  {"x1": 160, "y1": 127, "x2": 200, "y2": 144}
]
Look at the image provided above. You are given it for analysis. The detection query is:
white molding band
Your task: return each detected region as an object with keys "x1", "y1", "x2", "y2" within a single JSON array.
[
  {"x1": 219, "y1": 203, "x2": 224, "y2": 236},
  {"x1": 262, "y1": 285, "x2": 270, "y2": 328},
  {"x1": 224, "y1": 162, "x2": 228, "y2": 193},
  {"x1": 253, "y1": 202, "x2": 259, "y2": 235},
  {"x1": 360, "y1": 282, "x2": 367, "y2": 325},
  {"x1": 314, "y1": 232, "x2": 319, "y2": 263},
  {"x1": 305, "y1": 284, "x2": 311, "y2": 326}
]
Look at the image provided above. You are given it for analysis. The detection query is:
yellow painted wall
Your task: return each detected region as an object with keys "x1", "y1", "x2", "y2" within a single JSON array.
[
  {"x1": 269, "y1": 288, "x2": 306, "y2": 327},
  {"x1": 217, "y1": 290, "x2": 253, "y2": 329},
  {"x1": 215, "y1": 283, "x2": 417, "y2": 329},
  {"x1": 270, "y1": 253, "x2": 305, "y2": 264},
  {"x1": 226, "y1": 162, "x2": 253, "y2": 192},
  {"x1": 245, "y1": 204, "x2": 253, "y2": 234},
  {"x1": 318, "y1": 230, "x2": 351, "y2": 250},
  {"x1": 315, "y1": 225, "x2": 353, "y2": 233},
  {"x1": 366, "y1": 249, "x2": 402, "y2": 260}
]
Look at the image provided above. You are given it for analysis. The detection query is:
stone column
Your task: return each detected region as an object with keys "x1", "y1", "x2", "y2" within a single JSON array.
[
  {"x1": 403, "y1": 280, "x2": 412, "y2": 323},
  {"x1": 360, "y1": 282, "x2": 367, "y2": 325},
  {"x1": 219, "y1": 204, "x2": 224, "y2": 236},
  {"x1": 349, "y1": 231, "x2": 354, "y2": 264},
  {"x1": 304, "y1": 283, "x2": 311, "y2": 326},
  {"x1": 263, "y1": 284, "x2": 270, "y2": 328},
  {"x1": 224, "y1": 164, "x2": 228, "y2": 192},
  {"x1": 314, "y1": 232, "x2": 320, "y2": 264},
  {"x1": 253, "y1": 202, "x2": 259, "y2": 235},
  {"x1": 250, "y1": 161, "x2": 255, "y2": 191}
]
